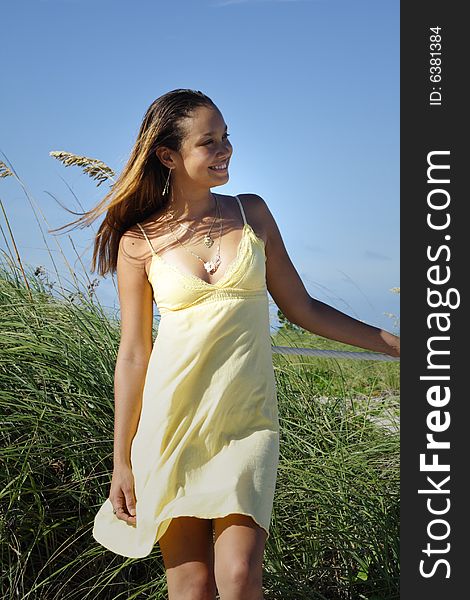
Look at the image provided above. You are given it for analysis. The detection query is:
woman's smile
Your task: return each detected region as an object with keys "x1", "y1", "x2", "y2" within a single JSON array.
[{"x1": 209, "y1": 161, "x2": 229, "y2": 173}]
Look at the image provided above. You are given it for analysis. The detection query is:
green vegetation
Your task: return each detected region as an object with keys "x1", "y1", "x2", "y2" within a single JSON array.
[
  {"x1": 269, "y1": 324, "x2": 399, "y2": 599},
  {"x1": 0, "y1": 261, "x2": 399, "y2": 600},
  {"x1": 0, "y1": 155, "x2": 399, "y2": 599}
]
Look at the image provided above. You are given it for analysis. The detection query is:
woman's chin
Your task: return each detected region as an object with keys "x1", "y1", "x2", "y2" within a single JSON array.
[{"x1": 207, "y1": 173, "x2": 229, "y2": 186}]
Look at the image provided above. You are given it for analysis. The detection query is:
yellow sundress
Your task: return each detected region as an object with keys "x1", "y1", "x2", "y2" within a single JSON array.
[{"x1": 92, "y1": 194, "x2": 279, "y2": 558}]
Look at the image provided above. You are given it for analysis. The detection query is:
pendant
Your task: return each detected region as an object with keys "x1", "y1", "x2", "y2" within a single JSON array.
[
  {"x1": 203, "y1": 255, "x2": 221, "y2": 274},
  {"x1": 203, "y1": 234, "x2": 214, "y2": 248}
]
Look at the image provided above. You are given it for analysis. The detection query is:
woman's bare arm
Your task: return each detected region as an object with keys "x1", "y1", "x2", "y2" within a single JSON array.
[
  {"x1": 113, "y1": 232, "x2": 154, "y2": 468},
  {"x1": 251, "y1": 194, "x2": 400, "y2": 357}
]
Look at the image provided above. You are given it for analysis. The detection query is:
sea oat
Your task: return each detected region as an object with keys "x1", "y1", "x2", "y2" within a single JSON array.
[
  {"x1": 0, "y1": 161, "x2": 13, "y2": 178},
  {"x1": 49, "y1": 151, "x2": 115, "y2": 187}
]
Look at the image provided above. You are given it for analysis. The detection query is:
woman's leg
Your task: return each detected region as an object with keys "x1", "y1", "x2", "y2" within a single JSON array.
[
  {"x1": 212, "y1": 514, "x2": 267, "y2": 600},
  {"x1": 158, "y1": 516, "x2": 217, "y2": 600}
]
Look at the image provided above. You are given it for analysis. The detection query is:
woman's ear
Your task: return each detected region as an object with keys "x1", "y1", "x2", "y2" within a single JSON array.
[{"x1": 155, "y1": 147, "x2": 173, "y2": 170}]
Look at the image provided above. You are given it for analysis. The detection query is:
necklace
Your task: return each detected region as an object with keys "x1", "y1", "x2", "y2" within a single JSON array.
[
  {"x1": 165, "y1": 196, "x2": 223, "y2": 275},
  {"x1": 167, "y1": 193, "x2": 218, "y2": 248}
]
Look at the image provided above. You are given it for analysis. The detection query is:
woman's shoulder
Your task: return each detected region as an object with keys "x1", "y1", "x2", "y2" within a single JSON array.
[
  {"x1": 232, "y1": 193, "x2": 270, "y2": 244},
  {"x1": 216, "y1": 192, "x2": 266, "y2": 215},
  {"x1": 118, "y1": 216, "x2": 165, "y2": 276},
  {"x1": 236, "y1": 192, "x2": 268, "y2": 215}
]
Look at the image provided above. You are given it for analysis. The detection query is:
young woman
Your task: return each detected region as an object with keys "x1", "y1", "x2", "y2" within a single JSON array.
[{"x1": 88, "y1": 89, "x2": 400, "y2": 599}]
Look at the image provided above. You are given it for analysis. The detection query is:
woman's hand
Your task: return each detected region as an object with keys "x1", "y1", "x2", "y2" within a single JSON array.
[
  {"x1": 383, "y1": 331, "x2": 400, "y2": 358},
  {"x1": 109, "y1": 464, "x2": 137, "y2": 526}
]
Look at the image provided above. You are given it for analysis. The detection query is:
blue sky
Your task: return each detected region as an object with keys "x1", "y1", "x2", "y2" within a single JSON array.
[{"x1": 0, "y1": 0, "x2": 399, "y2": 333}]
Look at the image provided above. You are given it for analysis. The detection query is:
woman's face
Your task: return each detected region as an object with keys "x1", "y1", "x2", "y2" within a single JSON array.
[{"x1": 172, "y1": 105, "x2": 233, "y2": 189}]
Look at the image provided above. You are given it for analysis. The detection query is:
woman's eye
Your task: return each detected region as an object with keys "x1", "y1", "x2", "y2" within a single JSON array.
[{"x1": 205, "y1": 133, "x2": 230, "y2": 145}]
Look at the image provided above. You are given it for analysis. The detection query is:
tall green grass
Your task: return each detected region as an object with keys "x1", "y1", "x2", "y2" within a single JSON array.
[
  {"x1": 0, "y1": 155, "x2": 399, "y2": 599},
  {"x1": 0, "y1": 262, "x2": 399, "y2": 600},
  {"x1": 269, "y1": 336, "x2": 399, "y2": 599}
]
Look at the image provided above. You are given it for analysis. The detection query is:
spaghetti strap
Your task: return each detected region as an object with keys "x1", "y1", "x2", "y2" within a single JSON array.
[
  {"x1": 136, "y1": 222, "x2": 157, "y2": 254},
  {"x1": 234, "y1": 195, "x2": 247, "y2": 226}
]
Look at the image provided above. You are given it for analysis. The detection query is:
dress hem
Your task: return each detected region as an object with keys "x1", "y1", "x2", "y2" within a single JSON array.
[{"x1": 93, "y1": 510, "x2": 271, "y2": 559}]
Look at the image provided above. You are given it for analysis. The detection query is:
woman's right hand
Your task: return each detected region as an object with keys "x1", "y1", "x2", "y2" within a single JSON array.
[{"x1": 109, "y1": 464, "x2": 137, "y2": 526}]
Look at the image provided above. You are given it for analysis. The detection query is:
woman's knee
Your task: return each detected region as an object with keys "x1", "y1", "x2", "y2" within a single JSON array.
[
  {"x1": 222, "y1": 557, "x2": 262, "y2": 586},
  {"x1": 163, "y1": 559, "x2": 217, "y2": 600},
  {"x1": 167, "y1": 564, "x2": 216, "y2": 600}
]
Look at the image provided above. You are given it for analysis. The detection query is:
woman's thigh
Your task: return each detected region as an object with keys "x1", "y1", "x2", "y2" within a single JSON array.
[
  {"x1": 158, "y1": 516, "x2": 217, "y2": 600},
  {"x1": 212, "y1": 514, "x2": 267, "y2": 595}
]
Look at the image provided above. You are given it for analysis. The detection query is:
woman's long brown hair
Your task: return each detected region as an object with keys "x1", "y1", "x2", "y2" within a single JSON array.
[{"x1": 50, "y1": 89, "x2": 217, "y2": 277}]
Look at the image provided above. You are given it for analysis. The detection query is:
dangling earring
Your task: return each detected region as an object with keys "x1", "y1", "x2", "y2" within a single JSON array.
[{"x1": 162, "y1": 167, "x2": 172, "y2": 196}]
